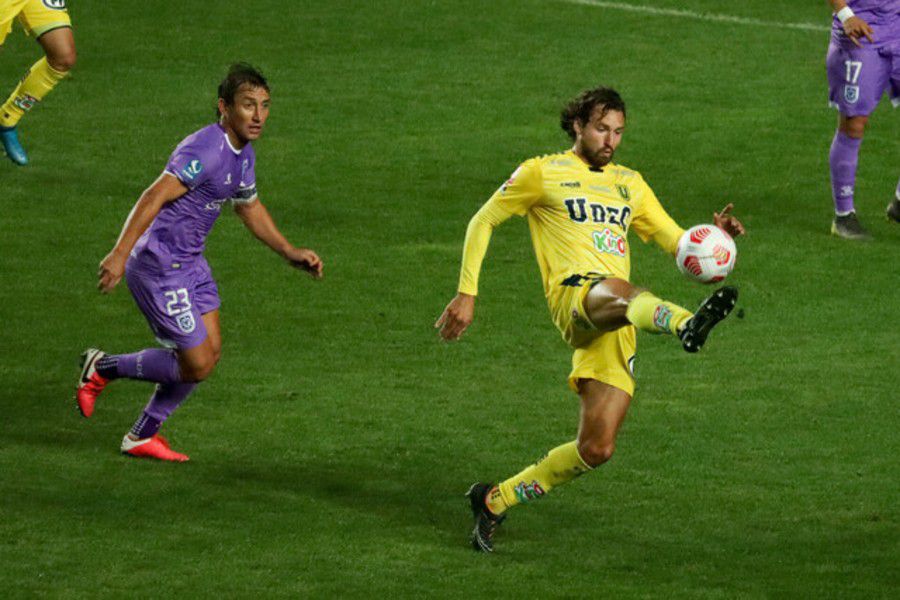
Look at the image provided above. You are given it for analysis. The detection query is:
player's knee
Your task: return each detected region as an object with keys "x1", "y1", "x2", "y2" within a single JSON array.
[
  {"x1": 839, "y1": 116, "x2": 868, "y2": 139},
  {"x1": 180, "y1": 356, "x2": 216, "y2": 382},
  {"x1": 578, "y1": 440, "x2": 615, "y2": 467},
  {"x1": 48, "y1": 47, "x2": 77, "y2": 72},
  {"x1": 601, "y1": 277, "x2": 636, "y2": 299}
]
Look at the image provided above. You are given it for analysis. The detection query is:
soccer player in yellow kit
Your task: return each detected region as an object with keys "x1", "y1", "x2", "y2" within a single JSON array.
[
  {"x1": 435, "y1": 87, "x2": 746, "y2": 553},
  {"x1": 0, "y1": 0, "x2": 76, "y2": 165}
]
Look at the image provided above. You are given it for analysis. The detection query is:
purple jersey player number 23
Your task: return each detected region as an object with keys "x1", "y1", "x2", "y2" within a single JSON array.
[{"x1": 126, "y1": 123, "x2": 259, "y2": 349}]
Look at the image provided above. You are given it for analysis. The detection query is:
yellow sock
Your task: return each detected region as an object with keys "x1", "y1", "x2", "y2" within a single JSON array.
[
  {"x1": 625, "y1": 291, "x2": 692, "y2": 336},
  {"x1": 488, "y1": 441, "x2": 591, "y2": 515},
  {"x1": 0, "y1": 57, "x2": 68, "y2": 127}
]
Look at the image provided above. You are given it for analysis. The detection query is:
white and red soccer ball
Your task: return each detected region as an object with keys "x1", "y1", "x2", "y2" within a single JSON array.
[{"x1": 676, "y1": 225, "x2": 736, "y2": 284}]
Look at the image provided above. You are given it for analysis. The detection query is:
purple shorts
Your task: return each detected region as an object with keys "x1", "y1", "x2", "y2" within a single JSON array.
[
  {"x1": 827, "y1": 40, "x2": 900, "y2": 116},
  {"x1": 125, "y1": 258, "x2": 221, "y2": 350}
]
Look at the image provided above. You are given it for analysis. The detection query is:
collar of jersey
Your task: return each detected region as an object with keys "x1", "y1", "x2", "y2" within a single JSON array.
[
  {"x1": 566, "y1": 149, "x2": 614, "y2": 173},
  {"x1": 217, "y1": 124, "x2": 243, "y2": 156}
]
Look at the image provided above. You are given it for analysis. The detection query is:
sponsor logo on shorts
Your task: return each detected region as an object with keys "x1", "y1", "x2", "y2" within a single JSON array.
[
  {"x1": 653, "y1": 305, "x2": 673, "y2": 332},
  {"x1": 592, "y1": 227, "x2": 627, "y2": 257},
  {"x1": 13, "y1": 94, "x2": 38, "y2": 112},
  {"x1": 176, "y1": 312, "x2": 196, "y2": 334},
  {"x1": 43, "y1": 0, "x2": 66, "y2": 9},
  {"x1": 844, "y1": 85, "x2": 860, "y2": 104},
  {"x1": 513, "y1": 480, "x2": 546, "y2": 503},
  {"x1": 181, "y1": 159, "x2": 203, "y2": 181}
]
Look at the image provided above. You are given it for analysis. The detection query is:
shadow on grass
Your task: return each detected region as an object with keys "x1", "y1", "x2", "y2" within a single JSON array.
[{"x1": 199, "y1": 455, "x2": 470, "y2": 547}]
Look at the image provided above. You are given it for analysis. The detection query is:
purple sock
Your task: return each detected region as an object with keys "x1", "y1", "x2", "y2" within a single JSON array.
[
  {"x1": 96, "y1": 348, "x2": 181, "y2": 383},
  {"x1": 829, "y1": 130, "x2": 862, "y2": 214},
  {"x1": 130, "y1": 382, "x2": 197, "y2": 439}
]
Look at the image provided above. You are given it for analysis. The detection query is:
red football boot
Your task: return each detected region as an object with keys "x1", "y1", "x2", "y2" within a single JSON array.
[
  {"x1": 75, "y1": 348, "x2": 109, "y2": 418},
  {"x1": 121, "y1": 434, "x2": 190, "y2": 462}
]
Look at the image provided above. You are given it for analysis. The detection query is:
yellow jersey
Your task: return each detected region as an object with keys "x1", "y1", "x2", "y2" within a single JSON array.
[{"x1": 458, "y1": 150, "x2": 684, "y2": 297}]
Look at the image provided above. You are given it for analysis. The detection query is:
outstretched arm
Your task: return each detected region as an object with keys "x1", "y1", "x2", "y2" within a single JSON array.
[
  {"x1": 233, "y1": 199, "x2": 323, "y2": 278},
  {"x1": 829, "y1": 0, "x2": 874, "y2": 47},
  {"x1": 98, "y1": 173, "x2": 187, "y2": 293}
]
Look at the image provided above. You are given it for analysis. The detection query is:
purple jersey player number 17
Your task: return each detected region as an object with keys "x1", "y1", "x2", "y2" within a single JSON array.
[{"x1": 826, "y1": 0, "x2": 900, "y2": 116}]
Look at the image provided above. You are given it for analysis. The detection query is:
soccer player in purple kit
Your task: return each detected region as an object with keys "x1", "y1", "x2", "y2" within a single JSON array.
[
  {"x1": 826, "y1": 0, "x2": 900, "y2": 239},
  {"x1": 74, "y1": 64, "x2": 323, "y2": 461}
]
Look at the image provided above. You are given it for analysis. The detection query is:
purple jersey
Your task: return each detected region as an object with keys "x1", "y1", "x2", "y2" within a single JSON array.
[
  {"x1": 131, "y1": 123, "x2": 258, "y2": 272},
  {"x1": 827, "y1": 1, "x2": 900, "y2": 116},
  {"x1": 832, "y1": 1, "x2": 900, "y2": 48}
]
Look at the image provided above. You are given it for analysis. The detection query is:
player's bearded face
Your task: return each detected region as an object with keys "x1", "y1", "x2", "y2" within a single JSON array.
[
  {"x1": 575, "y1": 108, "x2": 625, "y2": 169},
  {"x1": 220, "y1": 85, "x2": 271, "y2": 144}
]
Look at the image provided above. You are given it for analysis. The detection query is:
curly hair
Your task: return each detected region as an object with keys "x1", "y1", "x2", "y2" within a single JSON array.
[
  {"x1": 216, "y1": 63, "x2": 270, "y2": 117},
  {"x1": 560, "y1": 86, "x2": 626, "y2": 140}
]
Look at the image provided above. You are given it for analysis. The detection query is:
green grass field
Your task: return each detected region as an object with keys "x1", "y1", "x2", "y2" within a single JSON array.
[{"x1": 1, "y1": 1, "x2": 897, "y2": 596}]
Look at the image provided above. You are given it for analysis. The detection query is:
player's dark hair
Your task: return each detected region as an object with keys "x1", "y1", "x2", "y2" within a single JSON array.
[
  {"x1": 216, "y1": 63, "x2": 270, "y2": 117},
  {"x1": 560, "y1": 86, "x2": 626, "y2": 140}
]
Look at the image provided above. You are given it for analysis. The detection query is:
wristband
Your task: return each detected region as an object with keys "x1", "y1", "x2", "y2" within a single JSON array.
[{"x1": 836, "y1": 7, "x2": 855, "y2": 24}]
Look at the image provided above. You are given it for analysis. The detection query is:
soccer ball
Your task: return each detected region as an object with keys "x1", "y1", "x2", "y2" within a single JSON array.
[{"x1": 676, "y1": 225, "x2": 736, "y2": 284}]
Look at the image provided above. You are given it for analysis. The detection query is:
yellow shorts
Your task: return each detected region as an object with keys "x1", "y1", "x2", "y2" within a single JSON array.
[
  {"x1": 548, "y1": 271, "x2": 637, "y2": 397},
  {"x1": 0, "y1": 0, "x2": 71, "y2": 46}
]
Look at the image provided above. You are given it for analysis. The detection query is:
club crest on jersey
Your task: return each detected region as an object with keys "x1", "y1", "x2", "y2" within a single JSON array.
[
  {"x1": 176, "y1": 312, "x2": 196, "y2": 334},
  {"x1": 182, "y1": 159, "x2": 203, "y2": 181},
  {"x1": 43, "y1": 0, "x2": 66, "y2": 9},
  {"x1": 565, "y1": 197, "x2": 632, "y2": 228},
  {"x1": 616, "y1": 184, "x2": 630, "y2": 201},
  {"x1": 844, "y1": 85, "x2": 860, "y2": 104},
  {"x1": 593, "y1": 228, "x2": 627, "y2": 257}
]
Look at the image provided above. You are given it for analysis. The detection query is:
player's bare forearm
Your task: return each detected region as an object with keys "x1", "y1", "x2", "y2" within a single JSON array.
[
  {"x1": 828, "y1": 0, "x2": 847, "y2": 10},
  {"x1": 234, "y1": 199, "x2": 291, "y2": 256},
  {"x1": 98, "y1": 173, "x2": 186, "y2": 293},
  {"x1": 234, "y1": 199, "x2": 323, "y2": 278}
]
